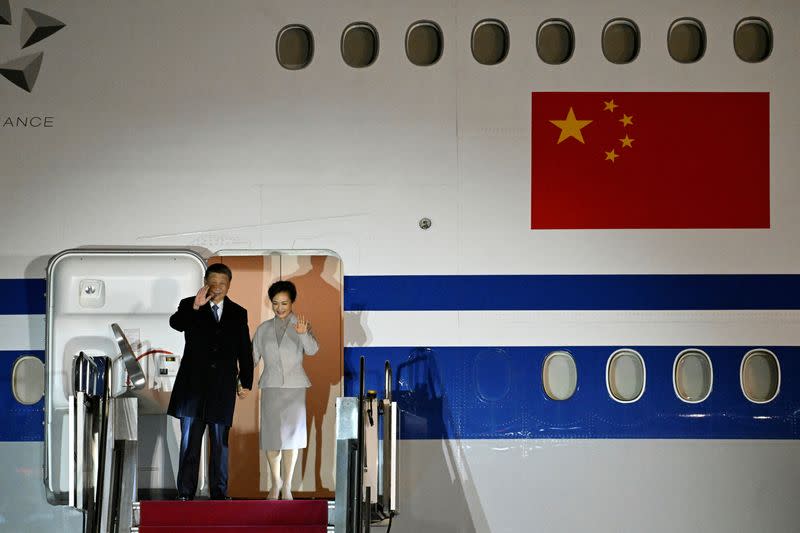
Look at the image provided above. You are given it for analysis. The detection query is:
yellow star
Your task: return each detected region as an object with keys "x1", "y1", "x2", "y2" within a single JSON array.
[
  {"x1": 619, "y1": 114, "x2": 634, "y2": 127},
  {"x1": 619, "y1": 135, "x2": 634, "y2": 148},
  {"x1": 605, "y1": 149, "x2": 619, "y2": 162},
  {"x1": 603, "y1": 99, "x2": 618, "y2": 112},
  {"x1": 549, "y1": 107, "x2": 593, "y2": 144}
]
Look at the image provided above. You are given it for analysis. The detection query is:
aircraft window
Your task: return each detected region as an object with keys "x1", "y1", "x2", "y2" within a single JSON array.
[
  {"x1": 668, "y1": 18, "x2": 706, "y2": 63},
  {"x1": 602, "y1": 18, "x2": 640, "y2": 64},
  {"x1": 474, "y1": 348, "x2": 511, "y2": 402},
  {"x1": 536, "y1": 19, "x2": 574, "y2": 65},
  {"x1": 606, "y1": 349, "x2": 645, "y2": 403},
  {"x1": 673, "y1": 349, "x2": 713, "y2": 403},
  {"x1": 11, "y1": 355, "x2": 45, "y2": 405},
  {"x1": 542, "y1": 350, "x2": 577, "y2": 400},
  {"x1": 406, "y1": 21, "x2": 443, "y2": 66},
  {"x1": 734, "y1": 18, "x2": 772, "y2": 63},
  {"x1": 471, "y1": 19, "x2": 509, "y2": 65},
  {"x1": 741, "y1": 349, "x2": 780, "y2": 403},
  {"x1": 342, "y1": 22, "x2": 379, "y2": 68},
  {"x1": 276, "y1": 25, "x2": 314, "y2": 70}
]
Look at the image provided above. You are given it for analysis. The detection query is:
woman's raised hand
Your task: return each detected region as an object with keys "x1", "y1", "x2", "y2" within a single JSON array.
[{"x1": 294, "y1": 314, "x2": 310, "y2": 334}]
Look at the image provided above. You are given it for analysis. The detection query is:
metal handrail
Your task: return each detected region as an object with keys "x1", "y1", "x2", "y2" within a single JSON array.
[
  {"x1": 70, "y1": 326, "x2": 146, "y2": 533},
  {"x1": 384, "y1": 361, "x2": 392, "y2": 402},
  {"x1": 354, "y1": 356, "x2": 365, "y2": 533}
]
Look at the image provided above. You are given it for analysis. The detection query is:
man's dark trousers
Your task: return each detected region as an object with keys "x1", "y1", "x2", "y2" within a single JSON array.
[{"x1": 176, "y1": 417, "x2": 229, "y2": 499}]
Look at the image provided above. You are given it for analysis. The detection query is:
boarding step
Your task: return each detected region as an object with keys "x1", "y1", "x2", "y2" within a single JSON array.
[
  {"x1": 139, "y1": 500, "x2": 328, "y2": 533},
  {"x1": 139, "y1": 526, "x2": 328, "y2": 533}
]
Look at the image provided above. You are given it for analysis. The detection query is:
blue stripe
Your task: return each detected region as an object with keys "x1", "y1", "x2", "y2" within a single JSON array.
[
  {"x1": 8, "y1": 275, "x2": 800, "y2": 313},
  {"x1": 345, "y1": 346, "x2": 800, "y2": 440},
  {"x1": 0, "y1": 351, "x2": 44, "y2": 442},
  {"x1": 344, "y1": 274, "x2": 800, "y2": 311},
  {"x1": 0, "y1": 279, "x2": 45, "y2": 315}
]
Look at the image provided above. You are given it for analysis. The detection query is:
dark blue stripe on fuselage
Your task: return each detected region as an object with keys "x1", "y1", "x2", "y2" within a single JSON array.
[
  {"x1": 344, "y1": 274, "x2": 800, "y2": 310},
  {"x1": 0, "y1": 351, "x2": 44, "y2": 441},
  {"x1": 0, "y1": 279, "x2": 46, "y2": 314},
  {"x1": 5, "y1": 276, "x2": 800, "y2": 442},
  {"x1": 345, "y1": 346, "x2": 800, "y2": 440},
  {"x1": 7, "y1": 275, "x2": 800, "y2": 313}
]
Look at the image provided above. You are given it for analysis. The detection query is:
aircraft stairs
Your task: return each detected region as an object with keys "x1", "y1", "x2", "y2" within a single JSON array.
[{"x1": 61, "y1": 329, "x2": 397, "y2": 533}]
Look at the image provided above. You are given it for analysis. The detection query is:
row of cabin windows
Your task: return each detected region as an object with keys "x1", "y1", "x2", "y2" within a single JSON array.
[
  {"x1": 277, "y1": 17, "x2": 773, "y2": 70},
  {"x1": 11, "y1": 348, "x2": 782, "y2": 406},
  {"x1": 541, "y1": 348, "x2": 781, "y2": 404}
]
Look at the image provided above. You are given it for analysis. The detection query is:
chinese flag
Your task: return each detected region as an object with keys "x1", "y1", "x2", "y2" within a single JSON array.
[{"x1": 531, "y1": 92, "x2": 769, "y2": 229}]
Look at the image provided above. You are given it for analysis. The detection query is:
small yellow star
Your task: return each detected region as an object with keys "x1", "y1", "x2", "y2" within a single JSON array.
[
  {"x1": 603, "y1": 99, "x2": 618, "y2": 112},
  {"x1": 549, "y1": 107, "x2": 593, "y2": 144},
  {"x1": 605, "y1": 149, "x2": 619, "y2": 162},
  {"x1": 619, "y1": 135, "x2": 634, "y2": 148},
  {"x1": 619, "y1": 114, "x2": 634, "y2": 127}
]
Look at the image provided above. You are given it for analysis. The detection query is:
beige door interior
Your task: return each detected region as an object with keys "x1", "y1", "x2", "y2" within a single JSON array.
[{"x1": 208, "y1": 252, "x2": 343, "y2": 499}]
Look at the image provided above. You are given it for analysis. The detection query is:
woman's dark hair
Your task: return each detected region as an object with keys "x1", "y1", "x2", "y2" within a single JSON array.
[
  {"x1": 268, "y1": 280, "x2": 297, "y2": 302},
  {"x1": 205, "y1": 263, "x2": 232, "y2": 282}
]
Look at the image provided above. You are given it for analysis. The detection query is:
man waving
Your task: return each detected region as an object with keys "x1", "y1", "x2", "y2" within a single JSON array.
[{"x1": 167, "y1": 263, "x2": 253, "y2": 500}]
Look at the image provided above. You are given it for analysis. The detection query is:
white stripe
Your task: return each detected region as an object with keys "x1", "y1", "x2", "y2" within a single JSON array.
[
  {"x1": 6, "y1": 310, "x2": 800, "y2": 352},
  {"x1": 345, "y1": 310, "x2": 800, "y2": 347},
  {"x1": 0, "y1": 315, "x2": 45, "y2": 351}
]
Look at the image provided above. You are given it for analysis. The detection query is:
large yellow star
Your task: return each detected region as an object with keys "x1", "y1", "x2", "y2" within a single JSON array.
[
  {"x1": 619, "y1": 114, "x2": 634, "y2": 127},
  {"x1": 603, "y1": 99, "x2": 618, "y2": 112},
  {"x1": 549, "y1": 107, "x2": 593, "y2": 144},
  {"x1": 619, "y1": 135, "x2": 634, "y2": 148},
  {"x1": 605, "y1": 149, "x2": 619, "y2": 162}
]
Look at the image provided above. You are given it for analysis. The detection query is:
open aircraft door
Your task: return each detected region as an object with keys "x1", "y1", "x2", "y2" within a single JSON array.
[
  {"x1": 45, "y1": 248, "x2": 209, "y2": 515},
  {"x1": 44, "y1": 248, "x2": 344, "y2": 524}
]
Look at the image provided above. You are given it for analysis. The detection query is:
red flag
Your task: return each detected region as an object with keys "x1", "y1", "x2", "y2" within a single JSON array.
[{"x1": 531, "y1": 92, "x2": 769, "y2": 229}]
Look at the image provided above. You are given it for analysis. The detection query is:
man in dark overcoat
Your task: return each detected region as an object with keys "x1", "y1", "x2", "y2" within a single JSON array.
[{"x1": 167, "y1": 262, "x2": 253, "y2": 499}]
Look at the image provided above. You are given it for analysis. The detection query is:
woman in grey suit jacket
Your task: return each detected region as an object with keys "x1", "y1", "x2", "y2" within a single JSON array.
[{"x1": 252, "y1": 280, "x2": 319, "y2": 500}]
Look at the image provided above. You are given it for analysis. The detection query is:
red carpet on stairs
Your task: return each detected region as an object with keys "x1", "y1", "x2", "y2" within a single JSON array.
[{"x1": 139, "y1": 500, "x2": 329, "y2": 532}]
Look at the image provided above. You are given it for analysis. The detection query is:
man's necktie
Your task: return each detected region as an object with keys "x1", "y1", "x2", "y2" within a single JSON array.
[{"x1": 212, "y1": 304, "x2": 220, "y2": 322}]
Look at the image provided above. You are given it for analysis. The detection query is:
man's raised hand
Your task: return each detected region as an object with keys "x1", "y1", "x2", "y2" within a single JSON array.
[{"x1": 193, "y1": 285, "x2": 212, "y2": 310}]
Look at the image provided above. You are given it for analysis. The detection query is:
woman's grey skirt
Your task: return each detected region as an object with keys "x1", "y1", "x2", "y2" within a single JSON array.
[{"x1": 259, "y1": 387, "x2": 307, "y2": 450}]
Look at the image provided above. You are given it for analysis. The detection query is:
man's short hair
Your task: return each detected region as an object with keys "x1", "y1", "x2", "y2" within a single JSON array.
[{"x1": 205, "y1": 263, "x2": 233, "y2": 282}]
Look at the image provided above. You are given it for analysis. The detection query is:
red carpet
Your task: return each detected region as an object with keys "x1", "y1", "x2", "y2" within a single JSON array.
[{"x1": 139, "y1": 500, "x2": 328, "y2": 532}]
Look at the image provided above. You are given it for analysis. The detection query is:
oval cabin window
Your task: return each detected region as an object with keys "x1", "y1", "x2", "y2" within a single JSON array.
[
  {"x1": 536, "y1": 19, "x2": 574, "y2": 65},
  {"x1": 607, "y1": 349, "x2": 645, "y2": 403},
  {"x1": 542, "y1": 351, "x2": 577, "y2": 400},
  {"x1": 668, "y1": 18, "x2": 706, "y2": 63},
  {"x1": 342, "y1": 23, "x2": 379, "y2": 68},
  {"x1": 673, "y1": 349, "x2": 713, "y2": 403},
  {"x1": 12, "y1": 355, "x2": 45, "y2": 405},
  {"x1": 276, "y1": 25, "x2": 314, "y2": 70},
  {"x1": 741, "y1": 349, "x2": 780, "y2": 403},
  {"x1": 473, "y1": 348, "x2": 511, "y2": 402},
  {"x1": 602, "y1": 19, "x2": 640, "y2": 64},
  {"x1": 406, "y1": 21, "x2": 443, "y2": 66},
  {"x1": 734, "y1": 18, "x2": 772, "y2": 63},
  {"x1": 471, "y1": 19, "x2": 509, "y2": 65}
]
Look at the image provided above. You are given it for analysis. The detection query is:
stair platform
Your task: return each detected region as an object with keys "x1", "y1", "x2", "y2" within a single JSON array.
[{"x1": 139, "y1": 500, "x2": 329, "y2": 533}]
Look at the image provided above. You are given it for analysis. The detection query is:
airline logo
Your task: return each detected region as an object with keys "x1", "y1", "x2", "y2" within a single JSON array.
[{"x1": 0, "y1": 0, "x2": 66, "y2": 92}]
